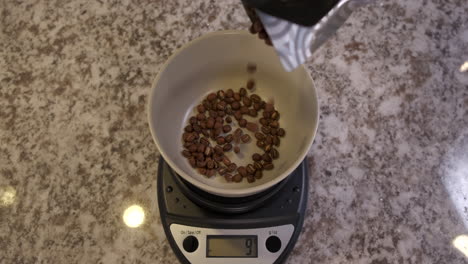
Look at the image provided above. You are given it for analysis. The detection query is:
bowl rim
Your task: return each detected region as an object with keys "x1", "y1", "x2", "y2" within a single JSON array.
[{"x1": 147, "y1": 30, "x2": 319, "y2": 197}]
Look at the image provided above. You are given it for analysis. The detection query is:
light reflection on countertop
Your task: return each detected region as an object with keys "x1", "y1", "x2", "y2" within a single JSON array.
[
  {"x1": 0, "y1": 185, "x2": 16, "y2": 207},
  {"x1": 123, "y1": 205, "x2": 146, "y2": 228}
]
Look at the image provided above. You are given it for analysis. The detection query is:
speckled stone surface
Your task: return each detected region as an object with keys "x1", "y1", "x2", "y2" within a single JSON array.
[{"x1": 1, "y1": 0, "x2": 468, "y2": 263}]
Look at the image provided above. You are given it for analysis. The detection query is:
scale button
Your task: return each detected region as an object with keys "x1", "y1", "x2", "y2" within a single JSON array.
[
  {"x1": 182, "y1": 236, "x2": 199, "y2": 253},
  {"x1": 265, "y1": 236, "x2": 282, "y2": 253}
]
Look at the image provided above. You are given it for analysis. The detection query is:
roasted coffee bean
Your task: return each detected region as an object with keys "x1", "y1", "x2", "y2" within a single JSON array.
[
  {"x1": 214, "y1": 161, "x2": 220, "y2": 169},
  {"x1": 185, "y1": 133, "x2": 196, "y2": 142},
  {"x1": 184, "y1": 125, "x2": 193, "y2": 132},
  {"x1": 198, "y1": 168, "x2": 207, "y2": 175},
  {"x1": 254, "y1": 170, "x2": 263, "y2": 179},
  {"x1": 254, "y1": 162, "x2": 263, "y2": 170},
  {"x1": 217, "y1": 111, "x2": 226, "y2": 117},
  {"x1": 214, "y1": 122, "x2": 223, "y2": 130},
  {"x1": 209, "y1": 110, "x2": 217, "y2": 118},
  {"x1": 264, "y1": 103, "x2": 274, "y2": 112},
  {"x1": 197, "y1": 144, "x2": 206, "y2": 153},
  {"x1": 263, "y1": 163, "x2": 274, "y2": 170},
  {"x1": 189, "y1": 116, "x2": 197, "y2": 125},
  {"x1": 250, "y1": 94, "x2": 261, "y2": 103},
  {"x1": 204, "y1": 146, "x2": 213, "y2": 156},
  {"x1": 233, "y1": 92, "x2": 241, "y2": 101},
  {"x1": 216, "y1": 101, "x2": 226, "y2": 111},
  {"x1": 252, "y1": 153, "x2": 262, "y2": 161},
  {"x1": 214, "y1": 128, "x2": 222, "y2": 138},
  {"x1": 270, "y1": 128, "x2": 278, "y2": 135},
  {"x1": 226, "y1": 107, "x2": 234, "y2": 115},
  {"x1": 196, "y1": 152, "x2": 204, "y2": 161},
  {"x1": 188, "y1": 144, "x2": 198, "y2": 153},
  {"x1": 234, "y1": 128, "x2": 243, "y2": 138},
  {"x1": 231, "y1": 101, "x2": 241, "y2": 110},
  {"x1": 202, "y1": 129, "x2": 210, "y2": 137},
  {"x1": 200, "y1": 121, "x2": 207, "y2": 129},
  {"x1": 248, "y1": 109, "x2": 258, "y2": 117},
  {"x1": 247, "y1": 79, "x2": 255, "y2": 90},
  {"x1": 278, "y1": 128, "x2": 286, "y2": 137},
  {"x1": 270, "y1": 120, "x2": 279, "y2": 128},
  {"x1": 219, "y1": 167, "x2": 228, "y2": 175},
  {"x1": 233, "y1": 174, "x2": 243, "y2": 182},
  {"x1": 237, "y1": 166, "x2": 247, "y2": 177},
  {"x1": 207, "y1": 169, "x2": 216, "y2": 178},
  {"x1": 247, "y1": 164, "x2": 256, "y2": 174},
  {"x1": 216, "y1": 136, "x2": 226, "y2": 145},
  {"x1": 214, "y1": 145, "x2": 224, "y2": 155},
  {"x1": 182, "y1": 150, "x2": 191, "y2": 158},
  {"x1": 246, "y1": 122, "x2": 258, "y2": 132},
  {"x1": 247, "y1": 175, "x2": 255, "y2": 183},
  {"x1": 243, "y1": 97, "x2": 252, "y2": 107},
  {"x1": 225, "y1": 134, "x2": 233, "y2": 143},
  {"x1": 261, "y1": 126, "x2": 271, "y2": 134},
  {"x1": 255, "y1": 132, "x2": 265, "y2": 141},
  {"x1": 217, "y1": 90, "x2": 225, "y2": 99},
  {"x1": 207, "y1": 93, "x2": 217, "y2": 101},
  {"x1": 241, "y1": 134, "x2": 251, "y2": 143},
  {"x1": 265, "y1": 144, "x2": 272, "y2": 152},
  {"x1": 225, "y1": 116, "x2": 232, "y2": 123},
  {"x1": 196, "y1": 160, "x2": 207, "y2": 168},
  {"x1": 247, "y1": 63, "x2": 257, "y2": 74},
  {"x1": 273, "y1": 136, "x2": 280, "y2": 146},
  {"x1": 262, "y1": 111, "x2": 271, "y2": 118},
  {"x1": 215, "y1": 116, "x2": 224, "y2": 123},
  {"x1": 214, "y1": 154, "x2": 224, "y2": 162},
  {"x1": 206, "y1": 158, "x2": 215, "y2": 169},
  {"x1": 270, "y1": 148, "x2": 279, "y2": 159},
  {"x1": 262, "y1": 153, "x2": 272, "y2": 162},
  {"x1": 206, "y1": 118, "x2": 215, "y2": 129},
  {"x1": 240, "y1": 106, "x2": 249, "y2": 114},
  {"x1": 203, "y1": 100, "x2": 211, "y2": 109},
  {"x1": 226, "y1": 89, "x2": 234, "y2": 98},
  {"x1": 222, "y1": 156, "x2": 231, "y2": 166},
  {"x1": 228, "y1": 163, "x2": 237, "y2": 172},
  {"x1": 193, "y1": 124, "x2": 202, "y2": 133},
  {"x1": 197, "y1": 104, "x2": 206, "y2": 113},
  {"x1": 234, "y1": 146, "x2": 240, "y2": 153},
  {"x1": 196, "y1": 113, "x2": 206, "y2": 121},
  {"x1": 189, "y1": 157, "x2": 196, "y2": 167},
  {"x1": 271, "y1": 111, "x2": 279, "y2": 120},
  {"x1": 259, "y1": 118, "x2": 269, "y2": 126},
  {"x1": 240, "y1": 87, "x2": 247, "y2": 96},
  {"x1": 234, "y1": 110, "x2": 242, "y2": 120},
  {"x1": 226, "y1": 97, "x2": 235, "y2": 103},
  {"x1": 253, "y1": 103, "x2": 262, "y2": 111},
  {"x1": 223, "y1": 125, "x2": 232, "y2": 133},
  {"x1": 224, "y1": 173, "x2": 233, "y2": 182},
  {"x1": 223, "y1": 143, "x2": 232, "y2": 152},
  {"x1": 239, "y1": 119, "x2": 247, "y2": 127},
  {"x1": 265, "y1": 135, "x2": 273, "y2": 145},
  {"x1": 184, "y1": 141, "x2": 193, "y2": 148},
  {"x1": 256, "y1": 140, "x2": 265, "y2": 148}
]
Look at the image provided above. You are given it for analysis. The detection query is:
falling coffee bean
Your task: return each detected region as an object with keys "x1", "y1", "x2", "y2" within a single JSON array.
[
  {"x1": 247, "y1": 63, "x2": 257, "y2": 74},
  {"x1": 234, "y1": 146, "x2": 240, "y2": 153},
  {"x1": 247, "y1": 79, "x2": 255, "y2": 90}
]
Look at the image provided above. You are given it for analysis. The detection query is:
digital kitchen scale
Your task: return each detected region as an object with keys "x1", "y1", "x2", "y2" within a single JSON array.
[{"x1": 157, "y1": 158, "x2": 308, "y2": 264}]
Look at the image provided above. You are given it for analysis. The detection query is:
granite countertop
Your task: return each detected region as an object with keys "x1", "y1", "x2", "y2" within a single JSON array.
[{"x1": 1, "y1": 0, "x2": 468, "y2": 263}]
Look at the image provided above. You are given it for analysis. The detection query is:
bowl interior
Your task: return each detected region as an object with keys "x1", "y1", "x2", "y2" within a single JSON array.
[{"x1": 149, "y1": 31, "x2": 318, "y2": 197}]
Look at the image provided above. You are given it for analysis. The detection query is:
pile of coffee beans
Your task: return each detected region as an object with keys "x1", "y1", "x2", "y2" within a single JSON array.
[{"x1": 181, "y1": 65, "x2": 285, "y2": 183}]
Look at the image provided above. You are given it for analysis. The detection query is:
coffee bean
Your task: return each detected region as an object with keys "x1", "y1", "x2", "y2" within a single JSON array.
[
  {"x1": 184, "y1": 142, "x2": 193, "y2": 148},
  {"x1": 226, "y1": 89, "x2": 234, "y2": 98},
  {"x1": 204, "y1": 146, "x2": 213, "y2": 156},
  {"x1": 225, "y1": 134, "x2": 233, "y2": 143},
  {"x1": 234, "y1": 110, "x2": 242, "y2": 120},
  {"x1": 259, "y1": 118, "x2": 269, "y2": 126},
  {"x1": 226, "y1": 97, "x2": 235, "y2": 103},
  {"x1": 224, "y1": 173, "x2": 233, "y2": 182},
  {"x1": 217, "y1": 110, "x2": 226, "y2": 117},
  {"x1": 247, "y1": 79, "x2": 255, "y2": 90},
  {"x1": 196, "y1": 159, "x2": 206, "y2": 168},
  {"x1": 262, "y1": 153, "x2": 272, "y2": 163},
  {"x1": 193, "y1": 124, "x2": 201, "y2": 133},
  {"x1": 203, "y1": 100, "x2": 211, "y2": 109},
  {"x1": 233, "y1": 174, "x2": 243, "y2": 182},
  {"x1": 226, "y1": 107, "x2": 233, "y2": 115},
  {"x1": 197, "y1": 104, "x2": 206, "y2": 113},
  {"x1": 209, "y1": 110, "x2": 217, "y2": 118},
  {"x1": 196, "y1": 152, "x2": 204, "y2": 161},
  {"x1": 254, "y1": 162, "x2": 263, "y2": 170},
  {"x1": 207, "y1": 93, "x2": 217, "y2": 101},
  {"x1": 237, "y1": 166, "x2": 247, "y2": 177},
  {"x1": 247, "y1": 175, "x2": 255, "y2": 183},
  {"x1": 198, "y1": 168, "x2": 207, "y2": 175},
  {"x1": 189, "y1": 157, "x2": 196, "y2": 167},
  {"x1": 246, "y1": 122, "x2": 258, "y2": 132},
  {"x1": 207, "y1": 169, "x2": 216, "y2": 178},
  {"x1": 223, "y1": 143, "x2": 232, "y2": 152},
  {"x1": 239, "y1": 119, "x2": 247, "y2": 127},
  {"x1": 270, "y1": 120, "x2": 279, "y2": 128},
  {"x1": 188, "y1": 144, "x2": 198, "y2": 153},
  {"x1": 263, "y1": 163, "x2": 274, "y2": 170},
  {"x1": 217, "y1": 90, "x2": 225, "y2": 99},
  {"x1": 252, "y1": 153, "x2": 262, "y2": 161},
  {"x1": 253, "y1": 103, "x2": 262, "y2": 111},
  {"x1": 243, "y1": 97, "x2": 252, "y2": 107},
  {"x1": 214, "y1": 154, "x2": 223, "y2": 162},
  {"x1": 250, "y1": 94, "x2": 261, "y2": 103},
  {"x1": 247, "y1": 63, "x2": 257, "y2": 74},
  {"x1": 254, "y1": 170, "x2": 263, "y2": 179},
  {"x1": 219, "y1": 167, "x2": 228, "y2": 175},
  {"x1": 273, "y1": 136, "x2": 280, "y2": 146},
  {"x1": 184, "y1": 125, "x2": 193, "y2": 132},
  {"x1": 271, "y1": 111, "x2": 279, "y2": 120},
  {"x1": 223, "y1": 125, "x2": 232, "y2": 133},
  {"x1": 200, "y1": 121, "x2": 207, "y2": 129},
  {"x1": 233, "y1": 92, "x2": 241, "y2": 101},
  {"x1": 222, "y1": 156, "x2": 231, "y2": 166},
  {"x1": 214, "y1": 145, "x2": 224, "y2": 155},
  {"x1": 216, "y1": 136, "x2": 225, "y2": 145},
  {"x1": 248, "y1": 109, "x2": 258, "y2": 117},
  {"x1": 185, "y1": 133, "x2": 196, "y2": 142},
  {"x1": 270, "y1": 128, "x2": 278, "y2": 135},
  {"x1": 197, "y1": 144, "x2": 206, "y2": 153},
  {"x1": 197, "y1": 113, "x2": 206, "y2": 121},
  {"x1": 216, "y1": 116, "x2": 224, "y2": 123},
  {"x1": 241, "y1": 134, "x2": 251, "y2": 143},
  {"x1": 265, "y1": 135, "x2": 273, "y2": 145},
  {"x1": 278, "y1": 128, "x2": 286, "y2": 137},
  {"x1": 255, "y1": 132, "x2": 265, "y2": 140},
  {"x1": 261, "y1": 126, "x2": 271, "y2": 134},
  {"x1": 206, "y1": 158, "x2": 215, "y2": 169},
  {"x1": 262, "y1": 111, "x2": 271, "y2": 118},
  {"x1": 228, "y1": 163, "x2": 237, "y2": 172},
  {"x1": 216, "y1": 102, "x2": 226, "y2": 111},
  {"x1": 264, "y1": 103, "x2": 274, "y2": 112},
  {"x1": 202, "y1": 129, "x2": 210, "y2": 137},
  {"x1": 265, "y1": 144, "x2": 272, "y2": 152},
  {"x1": 214, "y1": 122, "x2": 223, "y2": 130},
  {"x1": 189, "y1": 116, "x2": 197, "y2": 125},
  {"x1": 256, "y1": 140, "x2": 265, "y2": 148},
  {"x1": 182, "y1": 150, "x2": 191, "y2": 158},
  {"x1": 214, "y1": 161, "x2": 220, "y2": 169},
  {"x1": 206, "y1": 118, "x2": 214, "y2": 129},
  {"x1": 225, "y1": 116, "x2": 232, "y2": 123},
  {"x1": 270, "y1": 148, "x2": 279, "y2": 159},
  {"x1": 247, "y1": 164, "x2": 256, "y2": 174},
  {"x1": 232, "y1": 101, "x2": 241, "y2": 110},
  {"x1": 240, "y1": 106, "x2": 249, "y2": 114},
  {"x1": 240, "y1": 87, "x2": 247, "y2": 96},
  {"x1": 234, "y1": 146, "x2": 240, "y2": 153}
]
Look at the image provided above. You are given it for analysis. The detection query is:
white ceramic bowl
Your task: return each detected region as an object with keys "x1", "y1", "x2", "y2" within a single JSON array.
[{"x1": 148, "y1": 30, "x2": 319, "y2": 197}]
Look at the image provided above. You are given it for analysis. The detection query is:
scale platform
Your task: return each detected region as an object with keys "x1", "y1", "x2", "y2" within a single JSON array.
[{"x1": 157, "y1": 158, "x2": 309, "y2": 264}]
